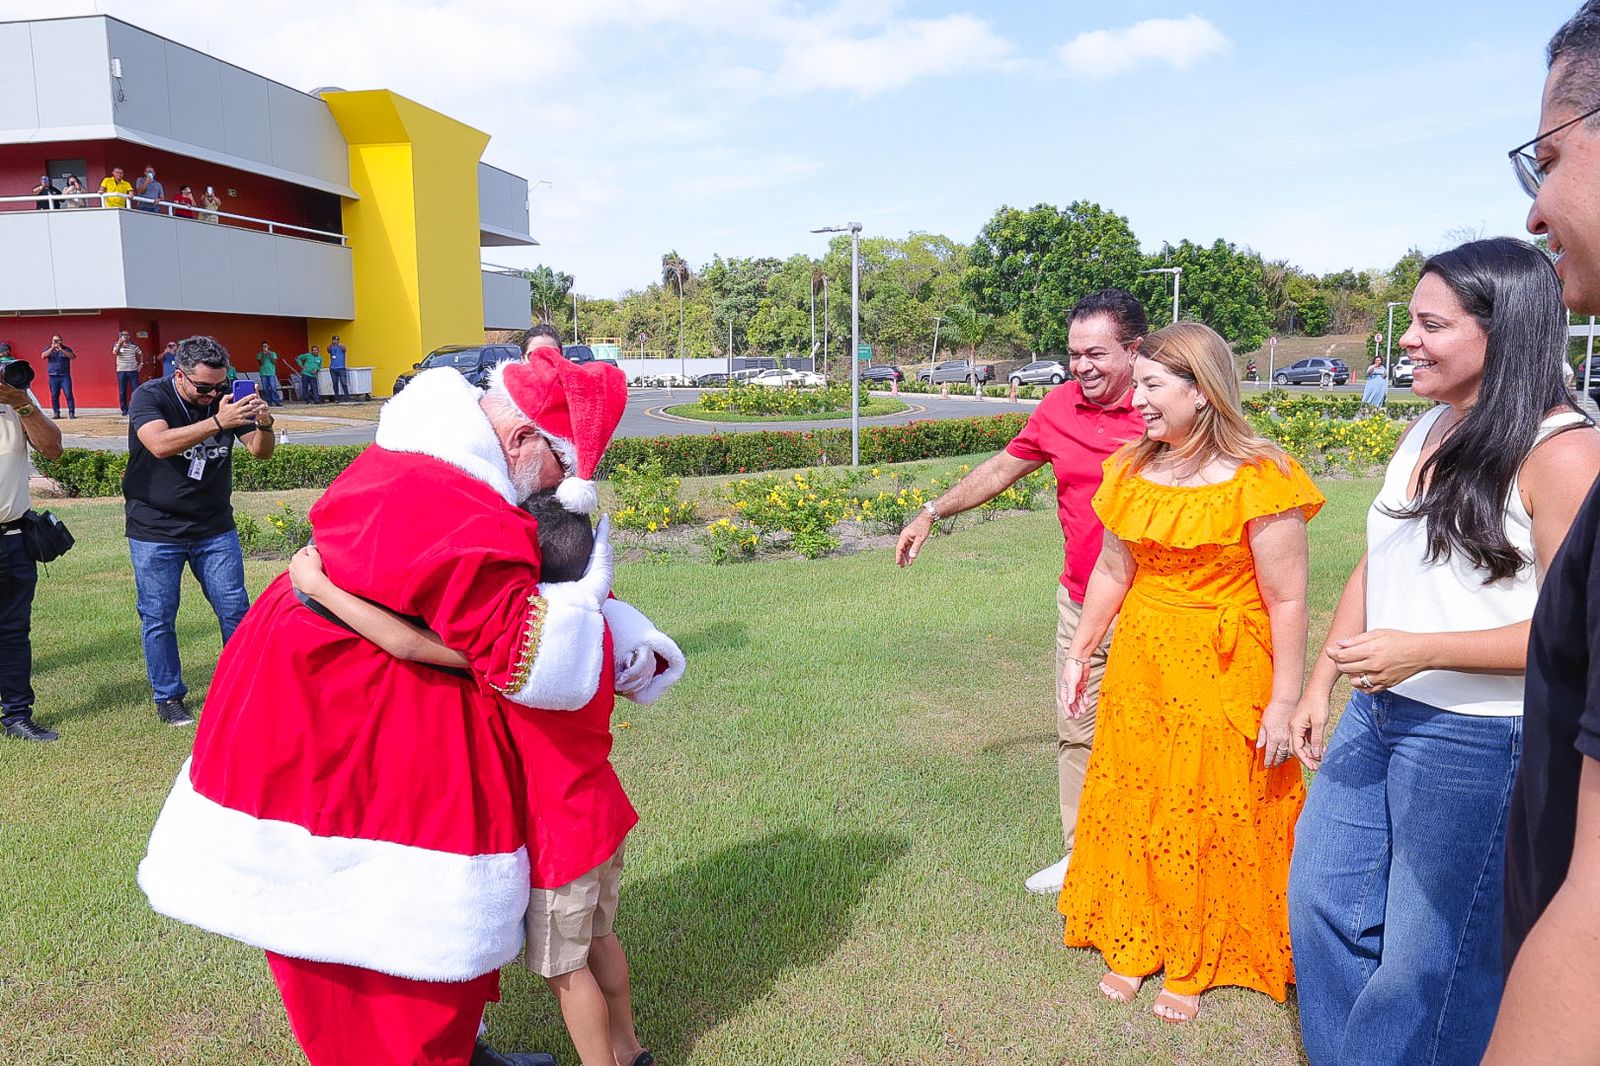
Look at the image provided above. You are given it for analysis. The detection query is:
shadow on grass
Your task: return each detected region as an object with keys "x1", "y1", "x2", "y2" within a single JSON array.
[
  {"x1": 980, "y1": 731, "x2": 1056, "y2": 756},
  {"x1": 497, "y1": 828, "x2": 907, "y2": 1061},
  {"x1": 671, "y1": 619, "x2": 750, "y2": 657}
]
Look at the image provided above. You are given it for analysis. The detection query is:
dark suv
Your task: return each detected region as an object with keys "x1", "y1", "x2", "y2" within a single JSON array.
[
  {"x1": 393, "y1": 344, "x2": 520, "y2": 394},
  {"x1": 1274, "y1": 357, "x2": 1351, "y2": 386}
]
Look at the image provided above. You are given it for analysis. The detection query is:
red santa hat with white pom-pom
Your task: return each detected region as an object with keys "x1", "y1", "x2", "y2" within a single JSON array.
[{"x1": 493, "y1": 346, "x2": 628, "y2": 514}]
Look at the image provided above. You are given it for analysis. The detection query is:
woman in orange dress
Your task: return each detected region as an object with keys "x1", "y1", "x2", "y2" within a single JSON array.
[{"x1": 1057, "y1": 322, "x2": 1323, "y2": 1023}]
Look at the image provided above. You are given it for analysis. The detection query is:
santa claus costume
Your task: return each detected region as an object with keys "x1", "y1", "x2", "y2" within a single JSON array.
[{"x1": 138, "y1": 352, "x2": 684, "y2": 1066}]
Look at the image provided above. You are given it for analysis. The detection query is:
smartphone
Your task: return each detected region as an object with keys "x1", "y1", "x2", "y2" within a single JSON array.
[{"x1": 231, "y1": 379, "x2": 257, "y2": 403}]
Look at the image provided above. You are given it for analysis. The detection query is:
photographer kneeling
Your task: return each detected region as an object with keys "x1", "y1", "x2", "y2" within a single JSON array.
[{"x1": 0, "y1": 356, "x2": 64, "y2": 741}]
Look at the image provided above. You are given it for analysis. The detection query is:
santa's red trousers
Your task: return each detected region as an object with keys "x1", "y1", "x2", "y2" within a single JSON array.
[{"x1": 266, "y1": 951, "x2": 500, "y2": 1066}]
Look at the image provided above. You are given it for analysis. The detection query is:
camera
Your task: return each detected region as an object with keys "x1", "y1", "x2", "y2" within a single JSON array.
[{"x1": 2, "y1": 358, "x2": 35, "y2": 390}]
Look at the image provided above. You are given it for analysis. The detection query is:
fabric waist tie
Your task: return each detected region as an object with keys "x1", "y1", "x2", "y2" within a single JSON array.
[{"x1": 1125, "y1": 586, "x2": 1272, "y2": 738}]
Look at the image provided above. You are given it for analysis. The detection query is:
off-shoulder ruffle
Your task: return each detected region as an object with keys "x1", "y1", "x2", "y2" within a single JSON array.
[{"x1": 1093, "y1": 455, "x2": 1324, "y2": 548}]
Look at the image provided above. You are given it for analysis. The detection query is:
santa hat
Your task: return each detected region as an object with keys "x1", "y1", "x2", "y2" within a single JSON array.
[{"x1": 492, "y1": 350, "x2": 628, "y2": 514}]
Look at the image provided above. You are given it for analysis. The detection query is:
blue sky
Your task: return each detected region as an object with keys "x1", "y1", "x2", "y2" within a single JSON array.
[{"x1": 13, "y1": 1, "x2": 1585, "y2": 297}]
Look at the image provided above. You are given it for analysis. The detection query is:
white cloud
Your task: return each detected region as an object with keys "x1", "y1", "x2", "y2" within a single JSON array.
[
  {"x1": 1057, "y1": 15, "x2": 1230, "y2": 81},
  {"x1": 774, "y1": 14, "x2": 1016, "y2": 96}
]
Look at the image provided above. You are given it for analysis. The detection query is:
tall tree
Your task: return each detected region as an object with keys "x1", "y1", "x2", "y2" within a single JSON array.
[
  {"x1": 1136, "y1": 239, "x2": 1272, "y2": 351},
  {"x1": 964, "y1": 201, "x2": 1143, "y2": 354},
  {"x1": 661, "y1": 251, "x2": 690, "y2": 360}
]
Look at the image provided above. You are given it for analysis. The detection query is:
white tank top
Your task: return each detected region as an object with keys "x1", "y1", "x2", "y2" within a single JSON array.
[{"x1": 1366, "y1": 405, "x2": 1590, "y2": 716}]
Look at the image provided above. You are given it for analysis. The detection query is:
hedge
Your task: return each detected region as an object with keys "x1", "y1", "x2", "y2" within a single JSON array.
[
  {"x1": 1239, "y1": 390, "x2": 1434, "y2": 420},
  {"x1": 35, "y1": 416, "x2": 1033, "y2": 497}
]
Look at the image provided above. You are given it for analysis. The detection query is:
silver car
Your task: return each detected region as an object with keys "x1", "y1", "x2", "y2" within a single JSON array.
[{"x1": 1008, "y1": 360, "x2": 1067, "y2": 385}]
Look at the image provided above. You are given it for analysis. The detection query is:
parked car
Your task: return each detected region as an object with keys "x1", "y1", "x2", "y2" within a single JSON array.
[
  {"x1": 749, "y1": 369, "x2": 803, "y2": 387},
  {"x1": 859, "y1": 365, "x2": 904, "y2": 383},
  {"x1": 1272, "y1": 357, "x2": 1351, "y2": 386},
  {"x1": 1391, "y1": 355, "x2": 1414, "y2": 386},
  {"x1": 695, "y1": 372, "x2": 731, "y2": 387},
  {"x1": 1008, "y1": 360, "x2": 1067, "y2": 386},
  {"x1": 791, "y1": 370, "x2": 826, "y2": 387},
  {"x1": 561, "y1": 344, "x2": 595, "y2": 363},
  {"x1": 393, "y1": 343, "x2": 519, "y2": 394},
  {"x1": 917, "y1": 359, "x2": 996, "y2": 385},
  {"x1": 634, "y1": 372, "x2": 695, "y2": 387}
]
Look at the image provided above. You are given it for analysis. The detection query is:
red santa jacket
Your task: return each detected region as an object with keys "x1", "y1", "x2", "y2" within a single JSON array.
[{"x1": 138, "y1": 368, "x2": 684, "y2": 982}]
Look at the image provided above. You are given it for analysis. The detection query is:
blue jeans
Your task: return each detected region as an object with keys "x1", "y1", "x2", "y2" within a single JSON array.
[
  {"x1": 259, "y1": 375, "x2": 282, "y2": 406},
  {"x1": 0, "y1": 533, "x2": 38, "y2": 724},
  {"x1": 1288, "y1": 690, "x2": 1521, "y2": 1066},
  {"x1": 330, "y1": 367, "x2": 349, "y2": 399},
  {"x1": 48, "y1": 373, "x2": 74, "y2": 417},
  {"x1": 128, "y1": 530, "x2": 251, "y2": 704},
  {"x1": 300, "y1": 373, "x2": 320, "y2": 403},
  {"x1": 117, "y1": 370, "x2": 139, "y2": 413}
]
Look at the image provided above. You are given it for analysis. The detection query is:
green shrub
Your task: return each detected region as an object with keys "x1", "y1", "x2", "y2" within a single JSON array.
[
  {"x1": 236, "y1": 501, "x2": 315, "y2": 558},
  {"x1": 698, "y1": 383, "x2": 863, "y2": 416},
  {"x1": 1240, "y1": 389, "x2": 1432, "y2": 421},
  {"x1": 609, "y1": 458, "x2": 696, "y2": 532}
]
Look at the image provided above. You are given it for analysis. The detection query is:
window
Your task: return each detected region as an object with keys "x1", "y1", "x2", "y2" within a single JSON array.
[{"x1": 46, "y1": 158, "x2": 88, "y2": 186}]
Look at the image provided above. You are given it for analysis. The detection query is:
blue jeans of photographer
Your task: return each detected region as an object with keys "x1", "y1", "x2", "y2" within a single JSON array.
[
  {"x1": 1288, "y1": 689, "x2": 1520, "y2": 1066},
  {"x1": 0, "y1": 531, "x2": 38, "y2": 727},
  {"x1": 48, "y1": 373, "x2": 74, "y2": 418},
  {"x1": 128, "y1": 530, "x2": 250, "y2": 704}
]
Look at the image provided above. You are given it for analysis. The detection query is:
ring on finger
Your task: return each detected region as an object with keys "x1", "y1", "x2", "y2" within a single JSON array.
[{"x1": 1357, "y1": 673, "x2": 1371, "y2": 689}]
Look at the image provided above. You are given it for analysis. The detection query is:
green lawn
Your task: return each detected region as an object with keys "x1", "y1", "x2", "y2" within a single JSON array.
[
  {"x1": 0, "y1": 473, "x2": 1376, "y2": 1065},
  {"x1": 662, "y1": 396, "x2": 910, "y2": 423}
]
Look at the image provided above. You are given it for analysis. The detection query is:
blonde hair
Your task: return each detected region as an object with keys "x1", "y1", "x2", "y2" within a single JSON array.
[{"x1": 1114, "y1": 322, "x2": 1286, "y2": 477}]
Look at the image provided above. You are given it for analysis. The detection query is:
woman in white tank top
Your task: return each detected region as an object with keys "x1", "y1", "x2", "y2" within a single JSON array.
[{"x1": 1286, "y1": 238, "x2": 1600, "y2": 1066}]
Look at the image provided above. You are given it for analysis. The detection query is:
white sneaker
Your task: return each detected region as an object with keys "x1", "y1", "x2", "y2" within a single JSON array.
[{"x1": 1025, "y1": 855, "x2": 1070, "y2": 895}]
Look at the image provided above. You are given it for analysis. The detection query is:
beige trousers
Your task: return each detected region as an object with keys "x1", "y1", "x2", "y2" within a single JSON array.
[{"x1": 1054, "y1": 586, "x2": 1113, "y2": 856}]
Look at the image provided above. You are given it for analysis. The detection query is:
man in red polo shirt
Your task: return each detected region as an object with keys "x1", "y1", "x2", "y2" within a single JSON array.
[{"x1": 896, "y1": 289, "x2": 1148, "y2": 896}]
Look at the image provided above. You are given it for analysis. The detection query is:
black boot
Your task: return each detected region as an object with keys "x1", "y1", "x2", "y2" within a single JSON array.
[{"x1": 470, "y1": 1039, "x2": 556, "y2": 1066}]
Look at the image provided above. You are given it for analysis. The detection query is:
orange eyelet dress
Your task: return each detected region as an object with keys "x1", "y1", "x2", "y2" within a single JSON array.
[{"x1": 1057, "y1": 455, "x2": 1324, "y2": 1000}]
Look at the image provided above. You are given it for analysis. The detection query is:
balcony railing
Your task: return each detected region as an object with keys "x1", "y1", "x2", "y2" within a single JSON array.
[{"x1": 0, "y1": 192, "x2": 347, "y2": 245}]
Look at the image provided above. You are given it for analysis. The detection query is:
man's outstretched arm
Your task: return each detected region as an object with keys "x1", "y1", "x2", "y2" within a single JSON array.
[{"x1": 895, "y1": 450, "x2": 1043, "y2": 567}]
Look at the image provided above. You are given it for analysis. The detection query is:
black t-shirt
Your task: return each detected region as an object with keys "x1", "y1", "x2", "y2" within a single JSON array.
[
  {"x1": 122, "y1": 378, "x2": 252, "y2": 542},
  {"x1": 1504, "y1": 474, "x2": 1600, "y2": 969}
]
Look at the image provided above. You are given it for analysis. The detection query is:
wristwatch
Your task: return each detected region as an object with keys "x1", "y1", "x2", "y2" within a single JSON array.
[
  {"x1": 14, "y1": 403, "x2": 36, "y2": 418},
  {"x1": 922, "y1": 500, "x2": 942, "y2": 522}
]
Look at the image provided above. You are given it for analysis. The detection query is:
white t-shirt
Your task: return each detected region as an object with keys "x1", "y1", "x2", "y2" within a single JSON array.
[
  {"x1": 0, "y1": 390, "x2": 42, "y2": 524},
  {"x1": 1367, "y1": 405, "x2": 1591, "y2": 716}
]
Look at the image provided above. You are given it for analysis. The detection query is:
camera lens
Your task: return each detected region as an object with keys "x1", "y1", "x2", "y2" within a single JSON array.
[{"x1": 2, "y1": 359, "x2": 36, "y2": 390}]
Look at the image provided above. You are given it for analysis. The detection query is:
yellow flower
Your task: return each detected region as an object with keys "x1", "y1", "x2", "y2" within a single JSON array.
[{"x1": 647, "y1": 521, "x2": 658, "y2": 532}]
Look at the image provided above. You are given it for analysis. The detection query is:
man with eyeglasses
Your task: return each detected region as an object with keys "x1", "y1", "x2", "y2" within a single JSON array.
[
  {"x1": 1488, "y1": 3, "x2": 1600, "y2": 1062},
  {"x1": 122, "y1": 336, "x2": 274, "y2": 728}
]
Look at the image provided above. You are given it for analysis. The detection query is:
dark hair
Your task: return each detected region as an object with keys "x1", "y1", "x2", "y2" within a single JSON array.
[
  {"x1": 522, "y1": 493, "x2": 594, "y2": 583},
  {"x1": 1549, "y1": 3, "x2": 1600, "y2": 110},
  {"x1": 523, "y1": 323, "x2": 563, "y2": 351},
  {"x1": 173, "y1": 335, "x2": 230, "y2": 374},
  {"x1": 1067, "y1": 289, "x2": 1148, "y2": 346},
  {"x1": 1386, "y1": 237, "x2": 1588, "y2": 582}
]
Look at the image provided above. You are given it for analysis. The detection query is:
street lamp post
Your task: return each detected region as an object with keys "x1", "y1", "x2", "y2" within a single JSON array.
[
  {"x1": 1385, "y1": 301, "x2": 1405, "y2": 372},
  {"x1": 572, "y1": 289, "x2": 579, "y2": 344},
  {"x1": 929, "y1": 315, "x2": 945, "y2": 367},
  {"x1": 812, "y1": 222, "x2": 863, "y2": 465},
  {"x1": 1141, "y1": 266, "x2": 1182, "y2": 325}
]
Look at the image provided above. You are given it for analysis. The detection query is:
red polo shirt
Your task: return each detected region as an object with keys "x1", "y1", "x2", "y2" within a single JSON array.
[{"x1": 1005, "y1": 382, "x2": 1144, "y2": 601}]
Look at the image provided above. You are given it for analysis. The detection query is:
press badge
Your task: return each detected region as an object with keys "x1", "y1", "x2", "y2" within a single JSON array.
[{"x1": 187, "y1": 454, "x2": 206, "y2": 480}]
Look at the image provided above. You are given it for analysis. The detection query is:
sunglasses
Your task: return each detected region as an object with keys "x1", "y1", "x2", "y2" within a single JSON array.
[
  {"x1": 181, "y1": 371, "x2": 228, "y2": 396},
  {"x1": 1509, "y1": 101, "x2": 1600, "y2": 198}
]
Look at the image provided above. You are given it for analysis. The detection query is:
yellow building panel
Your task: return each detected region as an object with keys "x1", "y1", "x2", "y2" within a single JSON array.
[{"x1": 312, "y1": 90, "x2": 494, "y2": 396}]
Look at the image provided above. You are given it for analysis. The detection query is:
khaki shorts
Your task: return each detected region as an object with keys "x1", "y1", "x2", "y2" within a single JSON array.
[{"x1": 525, "y1": 843, "x2": 626, "y2": 978}]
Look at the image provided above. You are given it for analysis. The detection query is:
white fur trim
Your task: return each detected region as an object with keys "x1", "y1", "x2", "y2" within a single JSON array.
[
  {"x1": 602, "y1": 599, "x2": 687, "y2": 705},
  {"x1": 539, "y1": 432, "x2": 578, "y2": 476},
  {"x1": 556, "y1": 477, "x2": 598, "y2": 515},
  {"x1": 375, "y1": 368, "x2": 518, "y2": 505},
  {"x1": 138, "y1": 760, "x2": 529, "y2": 982},
  {"x1": 502, "y1": 584, "x2": 606, "y2": 710}
]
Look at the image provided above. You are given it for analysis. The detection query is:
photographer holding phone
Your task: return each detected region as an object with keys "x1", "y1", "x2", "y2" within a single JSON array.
[
  {"x1": 123, "y1": 336, "x2": 273, "y2": 728},
  {"x1": 0, "y1": 358, "x2": 63, "y2": 742}
]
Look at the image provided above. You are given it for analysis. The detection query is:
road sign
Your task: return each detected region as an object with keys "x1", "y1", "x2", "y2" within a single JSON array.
[
  {"x1": 1269, "y1": 335, "x2": 1278, "y2": 347},
  {"x1": 857, "y1": 344, "x2": 872, "y2": 362}
]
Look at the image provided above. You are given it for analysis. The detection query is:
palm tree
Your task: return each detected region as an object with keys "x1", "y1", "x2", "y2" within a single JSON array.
[
  {"x1": 943, "y1": 304, "x2": 993, "y2": 357},
  {"x1": 661, "y1": 252, "x2": 690, "y2": 368},
  {"x1": 523, "y1": 265, "x2": 574, "y2": 328}
]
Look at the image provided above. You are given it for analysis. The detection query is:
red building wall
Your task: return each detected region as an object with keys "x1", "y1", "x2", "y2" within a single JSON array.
[
  {"x1": 0, "y1": 312, "x2": 307, "y2": 411},
  {"x1": 0, "y1": 140, "x2": 342, "y2": 234}
]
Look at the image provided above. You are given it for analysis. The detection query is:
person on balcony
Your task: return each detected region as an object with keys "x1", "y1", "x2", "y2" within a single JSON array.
[
  {"x1": 133, "y1": 166, "x2": 164, "y2": 213},
  {"x1": 198, "y1": 186, "x2": 222, "y2": 224},
  {"x1": 99, "y1": 167, "x2": 131, "y2": 209},
  {"x1": 60, "y1": 175, "x2": 88, "y2": 209},
  {"x1": 31, "y1": 174, "x2": 58, "y2": 210},
  {"x1": 171, "y1": 185, "x2": 197, "y2": 220}
]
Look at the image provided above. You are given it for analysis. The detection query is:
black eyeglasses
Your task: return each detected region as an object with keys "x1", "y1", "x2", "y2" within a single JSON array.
[
  {"x1": 181, "y1": 371, "x2": 228, "y2": 396},
  {"x1": 1509, "y1": 101, "x2": 1600, "y2": 197}
]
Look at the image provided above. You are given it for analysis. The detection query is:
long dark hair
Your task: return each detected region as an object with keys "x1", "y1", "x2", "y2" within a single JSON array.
[{"x1": 1388, "y1": 237, "x2": 1587, "y2": 582}]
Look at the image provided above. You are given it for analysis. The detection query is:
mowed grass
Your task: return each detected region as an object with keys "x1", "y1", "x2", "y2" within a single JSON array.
[{"x1": 0, "y1": 473, "x2": 1376, "y2": 1065}]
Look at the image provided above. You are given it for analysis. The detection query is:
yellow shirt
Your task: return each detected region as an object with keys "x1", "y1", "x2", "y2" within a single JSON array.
[{"x1": 99, "y1": 177, "x2": 132, "y2": 208}]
